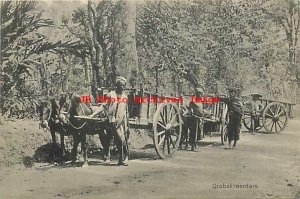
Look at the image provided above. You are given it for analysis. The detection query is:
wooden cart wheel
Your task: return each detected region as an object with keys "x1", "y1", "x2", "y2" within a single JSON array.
[
  {"x1": 262, "y1": 102, "x2": 288, "y2": 133},
  {"x1": 219, "y1": 103, "x2": 229, "y2": 145},
  {"x1": 221, "y1": 113, "x2": 229, "y2": 145},
  {"x1": 153, "y1": 103, "x2": 182, "y2": 159},
  {"x1": 243, "y1": 113, "x2": 263, "y2": 131}
]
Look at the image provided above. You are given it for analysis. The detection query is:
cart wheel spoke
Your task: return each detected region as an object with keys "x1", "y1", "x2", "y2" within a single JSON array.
[
  {"x1": 277, "y1": 109, "x2": 286, "y2": 117},
  {"x1": 164, "y1": 106, "x2": 168, "y2": 124},
  {"x1": 156, "y1": 130, "x2": 166, "y2": 137},
  {"x1": 273, "y1": 104, "x2": 277, "y2": 115},
  {"x1": 278, "y1": 119, "x2": 286, "y2": 124},
  {"x1": 172, "y1": 122, "x2": 180, "y2": 128},
  {"x1": 265, "y1": 113, "x2": 273, "y2": 118},
  {"x1": 163, "y1": 135, "x2": 167, "y2": 149},
  {"x1": 169, "y1": 105, "x2": 174, "y2": 121},
  {"x1": 171, "y1": 130, "x2": 179, "y2": 137},
  {"x1": 277, "y1": 118, "x2": 287, "y2": 127},
  {"x1": 274, "y1": 122, "x2": 278, "y2": 133},
  {"x1": 157, "y1": 121, "x2": 166, "y2": 129},
  {"x1": 169, "y1": 136, "x2": 176, "y2": 149},
  {"x1": 167, "y1": 135, "x2": 170, "y2": 154},
  {"x1": 160, "y1": 111, "x2": 165, "y2": 125},
  {"x1": 279, "y1": 114, "x2": 288, "y2": 120},
  {"x1": 276, "y1": 105, "x2": 281, "y2": 115},
  {"x1": 265, "y1": 119, "x2": 273, "y2": 127},
  {"x1": 276, "y1": 121, "x2": 282, "y2": 129},
  {"x1": 159, "y1": 135, "x2": 166, "y2": 146},
  {"x1": 270, "y1": 122, "x2": 275, "y2": 132},
  {"x1": 268, "y1": 106, "x2": 275, "y2": 116},
  {"x1": 169, "y1": 113, "x2": 179, "y2": 124},
  {"x1": 170, "y1": 130, "x2": 179, "y2": 137},
  {"x1": 162, "y1": 138, "x2": 166, "y2": 152}
]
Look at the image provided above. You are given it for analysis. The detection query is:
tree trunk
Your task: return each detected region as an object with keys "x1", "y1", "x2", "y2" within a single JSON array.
[
  {"x1": 87, "y1": 0, "x2": 101, "y2": 99},
  {"x1": 83, "y1": 57, "x2": 90, "y2": 88},
  {"x1": 116, "y1": 0, "x2": 139, "y2": 87},
  {"x1": 286, "y1": 0, "x2": 299, "y2": 102},
  {"x1": 39, "y1": 64, "x2": 47, "y2": 96}
]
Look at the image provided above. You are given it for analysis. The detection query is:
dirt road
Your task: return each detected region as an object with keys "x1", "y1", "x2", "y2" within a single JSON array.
[{"x1": 0, "y1": 118, "x2": 299, "y2": 199}]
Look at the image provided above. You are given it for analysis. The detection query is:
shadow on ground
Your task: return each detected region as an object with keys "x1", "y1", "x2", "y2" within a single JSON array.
[
  {"x1": 25, "y1": 139, "x2": 220, "y2": 168},
  {"x1": 23, "y1": 143, "x2": 71, "y2": 168},
  {"x1": 242, "y1": 130, "x2": 272, "y2": 135}
]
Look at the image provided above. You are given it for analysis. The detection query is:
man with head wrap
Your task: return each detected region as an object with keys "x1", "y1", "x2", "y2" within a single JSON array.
[{"x1": 90, "y1": 76, "x2": 129, "y2": 166}]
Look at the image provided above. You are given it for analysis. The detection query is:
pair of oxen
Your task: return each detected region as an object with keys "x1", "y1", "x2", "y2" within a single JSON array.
[{"x1": 38, "y1": 94, "x2": 128, "y2": 166}]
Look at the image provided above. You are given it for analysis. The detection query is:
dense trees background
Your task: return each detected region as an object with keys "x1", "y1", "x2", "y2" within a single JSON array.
[{"x1": 1, "y1": 0, "x2": 300, "y2": 117}]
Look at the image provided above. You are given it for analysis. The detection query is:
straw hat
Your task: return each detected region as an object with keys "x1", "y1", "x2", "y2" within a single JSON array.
[{"x1": 250, "y1": 93, "x2": 262, "y2": 98}]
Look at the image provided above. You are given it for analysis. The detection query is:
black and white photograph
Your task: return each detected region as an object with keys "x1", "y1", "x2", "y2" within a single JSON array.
[{"x1": 0, "y1": 0, "x2": 300, "y2": 198}]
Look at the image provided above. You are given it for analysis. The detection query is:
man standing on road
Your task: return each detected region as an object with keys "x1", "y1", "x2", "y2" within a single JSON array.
[
  {"x1": 187, "y1": 86, "x2": 205, "y2": 151},
  {"x1": 225, "y1": 87, "x2": 244, "y2": 149},
  {"x1": 90, "y1": 76, "x2": 129, "y2": 166},
  {"x1": 249, "y1": 93, "x2": 264, "y2": 133}
]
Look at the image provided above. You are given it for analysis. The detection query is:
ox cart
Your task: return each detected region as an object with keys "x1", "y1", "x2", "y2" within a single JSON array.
[
  {"x1": 184, "y1": 95, "x2": 295, "y2": 148},
  {"x1": 179, "y1": 94, "x2": 229, "y2": 146},
  {"x1": 242, "y1": 96, "x2": 295, "y2": 133},
  {"x1": 126, "y1": 88, "x2": 183, "y2": 159},
  {"x1": 74, "y1": 88, "x2": 233, "y2": 159},
  {"x1": 112, "y1": 90, "x2": 229, "y2": 157},
  {"x1": 75, "y1": 87, "x2": 184, "y2": 159}
]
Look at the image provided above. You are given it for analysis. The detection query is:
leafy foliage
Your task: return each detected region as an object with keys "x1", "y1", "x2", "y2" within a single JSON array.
[
  {"x1": 1, "y1": 0, "x2": 299, "y2": 119},
  {"x1": 136, "y1": 0, "x2": 297, "y2": 101},
  {"x1": 0, "y1": 1, "x2": 86, "y2": 117}
]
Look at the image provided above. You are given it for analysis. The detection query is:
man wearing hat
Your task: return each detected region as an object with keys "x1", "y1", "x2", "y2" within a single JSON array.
[
  {"x1": 90, "y1": 76, "x2": 129, "y2": 166},
  {"x1": 249, "y1": 93, "x2": 264, "y2": 133},
  {"x1": 225, "y1": 87, "x2": 244, "y2": 149}
]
